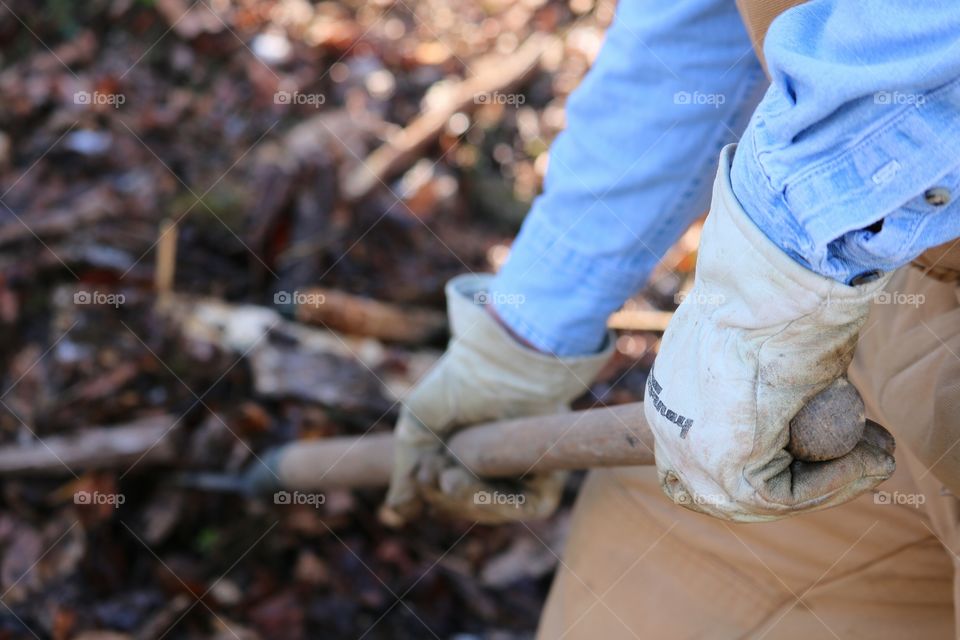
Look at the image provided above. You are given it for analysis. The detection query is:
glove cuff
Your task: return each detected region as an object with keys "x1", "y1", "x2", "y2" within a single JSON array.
[
  {"x1": 702, "y1": 145, "x2": 891, "y2": 325},
  {"x1": 444, "y1": 274, "x2": 614, "y2": 402}
]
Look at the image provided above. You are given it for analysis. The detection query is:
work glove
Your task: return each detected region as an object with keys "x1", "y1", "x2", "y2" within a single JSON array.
[
  {"x1": 645, "y1": 145, "x2": 896, "y2": 523},
  {"x1": 384, "y1": 274, "x2": 613, "y2": 524}
]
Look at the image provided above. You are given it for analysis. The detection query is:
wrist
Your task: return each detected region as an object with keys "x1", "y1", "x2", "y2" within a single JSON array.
[
  {"x1": 486, "y1": 304, "x2": 546, "y2": 354},
  {"x1": 488, "y1": 212, "x2": 647, "y2": 357}
]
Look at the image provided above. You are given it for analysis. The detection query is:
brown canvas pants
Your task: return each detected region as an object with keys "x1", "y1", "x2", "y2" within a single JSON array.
[{"x1": 537, "y1": 263, "x2": 960, "y2": 639}]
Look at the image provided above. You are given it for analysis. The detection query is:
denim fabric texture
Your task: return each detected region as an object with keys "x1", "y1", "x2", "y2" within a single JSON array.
[{"x1": 492, "y1": 0, "x2": 960, "y2": 356}]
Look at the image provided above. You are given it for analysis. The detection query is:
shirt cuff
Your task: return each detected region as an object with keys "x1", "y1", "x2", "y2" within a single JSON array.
[{"x1": 731, "y1": 78, "x2": 960, "y2": 284}]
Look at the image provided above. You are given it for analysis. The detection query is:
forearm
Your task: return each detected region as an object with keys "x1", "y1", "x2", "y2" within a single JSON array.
[{"x1": 490, "y1": 0, "x2": 766, "y2": 356}]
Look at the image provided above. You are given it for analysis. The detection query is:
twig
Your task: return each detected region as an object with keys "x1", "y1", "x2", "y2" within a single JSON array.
[
  {"x1": 342, "y1": 33, "x2": 548, "y2": 201},
  {"x1": 0, "y1": 415, "x2": 179, "y2": 475}
]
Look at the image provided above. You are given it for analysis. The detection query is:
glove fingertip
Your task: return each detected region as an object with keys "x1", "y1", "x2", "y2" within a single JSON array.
[
  {"x1": 378, "y1": 503, "x2": 411, "y2": 528},
  {"x1": 437, "y1": 466, "x2": 477, "y2": 495},
  {"x1": 864, "y1": 449, "x2": 896, "y2": 480},
  {"x1": 863, "y1": 419, "x2": 896, "y2": 456},
  {"x1": 383, "y1": 480, "x2": 423, "y2": 522}
]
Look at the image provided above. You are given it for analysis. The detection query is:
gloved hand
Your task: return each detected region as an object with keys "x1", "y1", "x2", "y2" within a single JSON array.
[
  {"x1": 645, "y1": 145, "x2": 896, "y2": 523},
  {"x1": 384, "y1": 274, "x2": 613, "y2": 524}
]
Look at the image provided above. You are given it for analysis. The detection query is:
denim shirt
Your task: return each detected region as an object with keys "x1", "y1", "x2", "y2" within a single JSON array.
[{"x1": 490, "y1": 0, "x2": 960, "y2": 356}]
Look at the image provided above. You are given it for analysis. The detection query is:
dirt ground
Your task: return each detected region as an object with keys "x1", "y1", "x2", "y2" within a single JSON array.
[{"x1": 0, "y1": 1, "x2": 692, "y2": 638}]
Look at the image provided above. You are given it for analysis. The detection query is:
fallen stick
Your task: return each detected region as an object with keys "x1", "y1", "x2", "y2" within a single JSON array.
[
  {"x1": 342, "y1": 33, "x2": 548, "y2": 201},
  {"x1": 154, "y1": 217, "x2": 179, "y2": 296},
  {"x1": 0, "y1": 415, "x2": 179, "y2": 475},
  {"x1": 293, "y1": 287, "x2": 446, "y2": 344},
  {"x1": 607, "y1": 309, "x2": 673, "y2": 333}
]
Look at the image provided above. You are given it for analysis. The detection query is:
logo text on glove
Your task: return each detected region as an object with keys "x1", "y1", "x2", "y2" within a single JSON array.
[{"x1": 647, "y1": 371, "x2": 694, "y2": 438}]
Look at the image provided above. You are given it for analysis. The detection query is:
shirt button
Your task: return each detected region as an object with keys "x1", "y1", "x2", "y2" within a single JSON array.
[
  {"x1": 849, "y1": 270, "x2": 882, "y2": 286},
  {"x1": 924, "y1": 187, "x2": 951, "y2": 206}
]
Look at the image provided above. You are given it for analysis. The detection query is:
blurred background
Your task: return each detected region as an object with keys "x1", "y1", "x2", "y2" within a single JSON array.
[{"x1": 0, "y1": 1, "x2": 700, "y2": 638}]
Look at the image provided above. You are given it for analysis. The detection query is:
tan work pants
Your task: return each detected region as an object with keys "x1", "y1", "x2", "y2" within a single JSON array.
[{"x1": 538, "y1": 265, "x2": 960, "y2": 639}]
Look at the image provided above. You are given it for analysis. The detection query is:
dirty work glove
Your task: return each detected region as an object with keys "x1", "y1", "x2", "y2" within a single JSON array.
[
  {"x1": 385, "y1": 274, "x2": 613, "y2": 524},
  {"x1": 645, "y1": 145, "x2": 896, "y2": 523}
]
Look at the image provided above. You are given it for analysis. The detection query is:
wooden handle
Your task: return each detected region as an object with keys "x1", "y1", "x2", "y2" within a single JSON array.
[
  {"x1": 254, "y1": 381, "x2": 867, "y2": 493},
  {"x1": 259, "y1": 403, "x2": 653, "y2": 493}
]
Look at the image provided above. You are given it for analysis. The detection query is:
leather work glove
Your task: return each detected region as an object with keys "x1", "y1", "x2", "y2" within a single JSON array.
[
  {"x1": 384, "y1": 274, "x2": 613, "y2": 524},
  {"x1": 645, "y1": 145, "x2": 896, "y2": 523}
]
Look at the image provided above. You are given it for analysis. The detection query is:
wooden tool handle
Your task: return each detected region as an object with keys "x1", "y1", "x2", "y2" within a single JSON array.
[
  {"x1": 252, "y1": 383, "x2": 868, "y2": 494},
  {"x1": 255, "y1": 403, "x2": 653, "y2": 493}
]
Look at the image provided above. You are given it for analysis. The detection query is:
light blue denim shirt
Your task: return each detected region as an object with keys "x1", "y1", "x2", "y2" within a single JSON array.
[{"x1": 490, "y1": 0, "x2": 960, "y2": 356}]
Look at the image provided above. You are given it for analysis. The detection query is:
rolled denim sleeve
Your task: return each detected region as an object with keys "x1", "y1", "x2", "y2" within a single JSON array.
[
  {"x1": 490, "y1": 0, "x2": 766, "y2": 356},
  {"x1": 731, "y1": 0, "x2": 960, "y2": 284}
]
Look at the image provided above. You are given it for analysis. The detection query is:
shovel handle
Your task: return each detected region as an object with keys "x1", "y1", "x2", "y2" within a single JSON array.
[
  {"x1": 249, "y1": 403, "x2": 652, "y2": 493},
  {"x1": 247, "y1": 381, "x2": 870, "y2": 494}
]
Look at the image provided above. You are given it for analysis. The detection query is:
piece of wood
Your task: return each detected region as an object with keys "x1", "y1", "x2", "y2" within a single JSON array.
[
  {"x1": 154, "y1": 218, "x2": 178, "y2": 295},
  {"x1": 449, "y1": 403, "x2": 652, "y2": 475},
  {"x1": 341, "y1": 33, "x2": 548, "y2": 201},
  {"x1": 256, "y1": 382, "x2": 877, "y2": 493},
  {"x1": 293, "y1": 287, "x2": 446, "y2": 344},
  {"x1": 607, "y1": 308, "x2": 673, "y2": 333},
  {"x1": 0, "y1": 415, "x2": 178, "y2": 475},
  {"x1": 266, "y1": 403, "x2": 653, "y2": 492}
]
